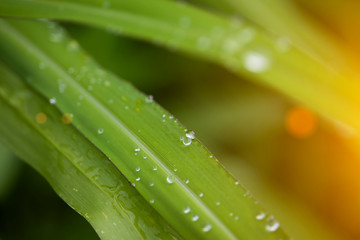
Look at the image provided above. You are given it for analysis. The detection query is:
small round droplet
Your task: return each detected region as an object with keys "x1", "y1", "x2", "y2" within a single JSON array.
[
  {"x1": 98, "y1": 128, "x2": 104, "y2": 134},
  {"x1": 181, "y1": 136, "x2": 192, "y2": 146},
  {"x1": 150, "y1": 199, "x2": 155, "y2": 204},
  {"x1": 49, "y1": 97, "x2": 56, "y2": 104},
  {"x1": 184, "y1": 206, "x2": 191, "y2": 214},
  {"x1": 229, "y1": 212, "x2": 234, "y2": 217},
  {"x1": 149, "y1": 182, "x2": 154, "y2": 187},
  {"x1": 166, "y1": 175, "x2": 174, "y2": 184},
  {"x1": 265, "y1": 216, "x2": 280, "y2": 232},
  {"x1": 235, "y1": 181, "x2": 239, "y2": 185},
  {"x1": 243, "y1": 51, "x2": 270, "y2": 73},
  {"x1": 197, "y1": 36, "x2": 211, "y2": 51},
  {"x1": 185, "y1": 179, "x2": 190, "y2": 184},
  {"x1": 136, "y1": 177, "x2": 141, "y2": 182},
  {"x1": 134, "y1": 147, "x2": 140, "y2": 152},
  {"x1": 143, "y1": 156, "x2": 148, "y2": 159},
  {"x1": 145, "y1": 95, "x2": 153, "y2": 103},
  {"x1": 202, "y1": 224, "x2": 212, "y2": 232},
  {"x1": 153, "y1": 166, "x2": 158, "y2": 171},
  {"x1": 256, "y1": 212, "x2": 266, "y2": 220},
  {"x1": 104, "y1": 80, "x2": 111, "y2": 87},
  {"x1": 136, "y1": 167, "x2": 141, "y2": 172},
  {"x1": 199, "y1": 193, "x2": 204, "y2": 198},
  {"x1": 192, "y1": 215, "x2": 199, "y2": 222},
  {"x1": 186, "y1": 131, "x2": 195, "y2": 139},
  {"x1": 216, "y1": 201, "x2": 221, "y2": 206}
]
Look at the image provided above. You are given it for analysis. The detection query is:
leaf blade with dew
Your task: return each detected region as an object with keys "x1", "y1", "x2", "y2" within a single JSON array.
[
  {"x1": 1, "y1": 0, "x2": 360, "y2": 135},
  {"x1": 0, "y1": 62, "x2": 181, "y2": 240},
  {"x1": 0, "y1": 19, "x2": 289, "y2": 240}
]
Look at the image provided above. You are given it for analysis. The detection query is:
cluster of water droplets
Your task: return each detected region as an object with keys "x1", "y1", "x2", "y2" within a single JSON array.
[
  {"x1": 255, "y1": 211, "x2": 280, "y2": 232},
  {"x1": 180, "y1": 130, "x2": 195, "y2": 146}
]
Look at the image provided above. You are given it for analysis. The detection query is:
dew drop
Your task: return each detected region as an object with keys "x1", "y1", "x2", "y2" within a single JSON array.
[
  {"x1": 104, "y1": 80, "x2": 111, "y2": 87},
  {"x1": 223, "y1": 38, "x2": 240, "y2": 53},
  {"x1": 229, "y1": 212, "x2": 234, "y2": 217},
  {"x1": 136, "y1": 177, "x2": 141, "y2": 182},
  {"x1": 199, "y1": 193, "x2": 204, "y2": 198},
  {"x1": 143, "y1": 156, "x2": 148, "y2": 160},
  {"x1": 49, "y1": 97, "x2": 56, "y2": 104},
  {"x1": 186, "y1": 130, "x2": 195, "y2": 139},
  {"x1": 192, "y1": 215, "x2": 199, "y2": 222},
  {"x1": 150, "y1": 199, "x2": 155, "y2": 204},
  {"x1": 197, "y1": 36, "x2": 211, "y2": 51},
  {"x1": 216, "y1": 201, "x2": 221, "y2": 206},
  {"x1": 243, "y1": 51, "x2": 270, "y2": 73},
  {"x1": 166, "y1": 175, "x2": 174, "y2": 184},
  {"x1": 134, "y1": 147, "x2": 141, "y2": 152},
  {"x1": 149, "y1": 182, "x2": 154, "y2": 187},
  {"x1": 185, "y1": 179, "x2": 190, "y2": 184},
  {"x1": 58, "y1": 79, "x2": 67, "y2": 93},
  {"x1": 153, "y1": 166, "x2": 158, "y2": 171},
  {"x1": 184, "y1": 206, "x2": 191, "y2": 214},
  {"x1": 145, "y1": 95, "x2": 153, "y2": 103},
  {"x1": 136, "y1": 167, "x2": 141, "y2": 172},
  {"x1": 265, "y1": 216, "x2": 280, "y2": 232},
  {"x1": 202, "y1": 224, "x2": 212, "y2": 232},
  {"x1": 235, "y1": 181, "x2": 239, "y2": 185},
  {"x1": 256, "y1": 212, "x2": 266, "y2": 220},
  {"x1": 98, "y1": 128, "x2": 104, "y2": 134},
  {"x1": 180, "y1": 136, "x2": 192, "y2": 146}
]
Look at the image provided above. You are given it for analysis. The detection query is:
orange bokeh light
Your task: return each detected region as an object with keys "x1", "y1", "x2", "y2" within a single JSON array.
[{"x1": 285, "y1": 106, "x2": 317, "y2": 139}]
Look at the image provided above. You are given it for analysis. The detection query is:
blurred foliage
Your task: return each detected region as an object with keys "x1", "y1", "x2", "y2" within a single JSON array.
[{"x1": 0, "y1": 160, "x2": 98, "y2": 240}]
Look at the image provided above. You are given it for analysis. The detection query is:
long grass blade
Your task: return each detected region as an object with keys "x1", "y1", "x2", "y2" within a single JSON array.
[
  {"x1": 0, "y1": 19, "x2": 289, "y2": 239},
  {"x1": 1, "y1": 0, "x2": 360, "y2": 134},
  {"x1": 0, "y1": 62, "x2": 181, "y2": 240}
]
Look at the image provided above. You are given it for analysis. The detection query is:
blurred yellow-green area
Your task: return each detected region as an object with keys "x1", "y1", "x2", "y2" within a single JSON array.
[{"x1": 1, "y1": 0, "x2": 360, "y2": 239}]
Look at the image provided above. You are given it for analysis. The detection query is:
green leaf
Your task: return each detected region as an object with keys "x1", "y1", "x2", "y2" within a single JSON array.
[
  {"x1": 0, "y1": 62, "x2": 180, "y2": 239},
  {"x1": 0, "y1": 144, "x2": 20, "y2": 201},
  {"x1": 1, "y1": 0, "x2": 360, "y2": 135},
  {"x1": 0, "y1": 19, "x2": 289, "y2": 239}
]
